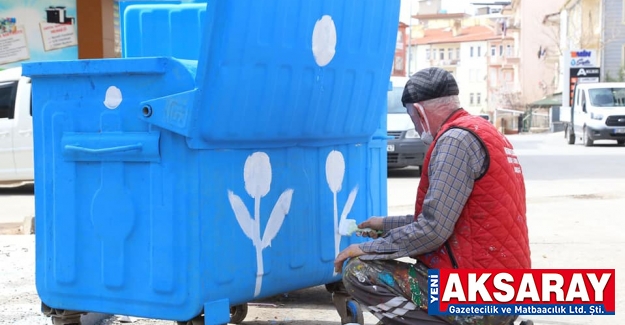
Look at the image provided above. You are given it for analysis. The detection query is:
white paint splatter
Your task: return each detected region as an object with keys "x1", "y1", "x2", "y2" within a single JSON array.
[
  {"x1": 228, "y1": 152, "x2": 293, "y2": 297},
  {"x1": 312, "y1": 15, "x2": 337, "y2": 67},
  {"x1": 103, "y1": 86, "x2": 122, "y2": 109}
]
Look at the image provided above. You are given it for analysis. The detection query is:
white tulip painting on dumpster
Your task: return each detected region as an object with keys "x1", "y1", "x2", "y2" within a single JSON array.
[
  {"x1": 228, "y1": 150, "x2": 359, "y2": 296},
  {"x1": 325, "y1": 150, "x2": 358, "y2": 275},
  {"x1": 228, "y1": 152, "x2": 294, "y2": 297}
]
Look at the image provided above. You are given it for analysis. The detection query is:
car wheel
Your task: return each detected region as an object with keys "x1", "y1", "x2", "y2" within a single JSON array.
[
  {"x1": 583, "y1": 127, "x2": 593, "y2": 147},
  {"x1": 566, "y1": 127, "x2": 575, "y2": 145},
  {"x1": 415, "y1": 166, "x2": 422, "y2": 177}
]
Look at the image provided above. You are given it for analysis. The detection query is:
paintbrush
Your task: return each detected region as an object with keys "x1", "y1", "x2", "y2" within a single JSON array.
[{"x1": 338, "y1": 218, "x2": 383, "y2": 236}]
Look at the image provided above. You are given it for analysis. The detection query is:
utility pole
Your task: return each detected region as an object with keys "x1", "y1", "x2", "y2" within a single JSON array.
[
  {"x1": 407, "y1": 0, "x2": 415, "y2": 76},
  {"x1": 560, "y1": 9, "x2": 570, "y2": 109}
]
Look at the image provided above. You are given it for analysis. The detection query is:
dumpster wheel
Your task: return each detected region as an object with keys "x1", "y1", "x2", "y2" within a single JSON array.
[
  {"x1": 229, "y1": 304, "x2": 248, "y2": 324},
  {"x1": 175, "y1": 304, "x2": 248, "y2": 325}
]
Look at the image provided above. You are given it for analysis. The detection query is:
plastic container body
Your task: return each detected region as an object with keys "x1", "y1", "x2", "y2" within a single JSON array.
[{"x1": 24, "y1": 0, "x2": 398, "y2": 322}]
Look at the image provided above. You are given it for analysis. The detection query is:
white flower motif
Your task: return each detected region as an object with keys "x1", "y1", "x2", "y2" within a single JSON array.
[
  {"x1": 228, "y1": 152, "x2": 294, "y2": 297},
  {"x1": 326, "y1": 150, "x2": 358, "y2": 269},
  {"x1": 312, "y1": 15, "x2": 337, "y2": 67}
]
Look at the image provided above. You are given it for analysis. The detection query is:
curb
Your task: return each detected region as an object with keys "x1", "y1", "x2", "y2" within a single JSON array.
[
  {"x1": 0, "y1": 222, "x2": 22, "y2": 235},
  {"x1": 0, "y1": 216, "x2": 34, "y2": 235}
]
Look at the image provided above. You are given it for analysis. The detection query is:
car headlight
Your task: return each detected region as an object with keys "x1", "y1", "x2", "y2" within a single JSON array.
[
  {"x1": 405, "y1": 129, "x2": 420, "y2": 138},
  {"x1": 590, "y1": 112, "x2": 603, "y2": 120}
]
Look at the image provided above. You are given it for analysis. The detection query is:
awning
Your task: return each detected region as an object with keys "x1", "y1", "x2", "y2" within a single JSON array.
[{"x1": 528, "y1": 92, "x2": 562, "y2": 107}]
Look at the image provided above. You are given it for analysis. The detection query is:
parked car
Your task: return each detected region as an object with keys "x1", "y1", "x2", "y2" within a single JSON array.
[
  {"x1": 478, "y1": 113, "x2": 491, "y2": 122},
  {"x1": 386, "y1": 76, "x2": 427, "y2": 176},
  {"x1": 0, "y1": 67, "x2": 33, "y2": 187}
]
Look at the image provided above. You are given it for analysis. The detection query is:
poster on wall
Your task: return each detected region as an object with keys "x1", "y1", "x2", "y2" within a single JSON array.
[
  {"x1": 0, "y1": 19, "x2": 30, "y2": 65},
  {"x1": 0, "y1": 0, "x2": 77, "y2": 70}
]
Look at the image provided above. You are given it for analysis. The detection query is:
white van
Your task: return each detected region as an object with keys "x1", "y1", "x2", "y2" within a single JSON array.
[
  {"x1": 563, "y1": 82, "x2": 625, "y2": 146},
  {"x1": 0, "y1": 67, "x2": 34, "y2": 187}
]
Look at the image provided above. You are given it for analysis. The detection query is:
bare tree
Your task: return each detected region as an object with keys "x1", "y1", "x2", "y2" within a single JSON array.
[{"x1": 492, "y1": 88, "x2": 525, "y2": 112}]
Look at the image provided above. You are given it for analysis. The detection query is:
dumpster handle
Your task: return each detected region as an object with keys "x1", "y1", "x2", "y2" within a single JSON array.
[{"x1": 64, "y1": 143, "x2": 143, "y2": 154}]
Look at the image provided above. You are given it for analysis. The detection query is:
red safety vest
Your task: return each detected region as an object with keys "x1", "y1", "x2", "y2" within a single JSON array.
[{"x1": 414, "y1": 109, "x2": 531, "y2": 269}]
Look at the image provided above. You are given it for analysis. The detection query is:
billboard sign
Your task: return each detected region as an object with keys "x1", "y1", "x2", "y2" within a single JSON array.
[
  {"x1": 568, "y1": 50, "x2": 600, "y2": 106},
  {"x1": 0, "y1": 0, "x2": 77, "y2": 70},
  {"x1": 570, "y1": 49, "x2": 597, "y2": 68}
]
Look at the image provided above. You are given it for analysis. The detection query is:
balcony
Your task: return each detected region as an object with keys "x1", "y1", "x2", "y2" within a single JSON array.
[
  {"x1": 488, "y1": 55, "x2": 519, "y2": 67},
  {"x1": 490, "y1": 82, "x2": 521, "y2": 94},
  {"x1": 488, "y1": 56, "x2": 504, "y2": 65},
  {"x1": 504, "y1": 56, "x2": 520, "y2": 64},
  {"x1": 430, "y1": 59, "x2": 459, "y2": 67}
]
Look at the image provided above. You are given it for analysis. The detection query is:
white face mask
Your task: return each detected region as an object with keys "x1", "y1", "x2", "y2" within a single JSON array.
[
  {"x1": 421, "y1": 130, "x2": 434, "y2": 145},
  {"x1": 406, "y1": 103, "x2": 434, "y2": 145}
]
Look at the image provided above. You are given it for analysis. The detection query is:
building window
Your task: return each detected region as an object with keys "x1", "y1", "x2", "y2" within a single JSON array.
[
  {"x1": 448, "y1": 48, "x2": 453, "y2": 60},
  {"x1": 456, "y1": 48, "x2": 460, "y2": 59},
  {"x1": 477, "y1": 93, "x2": 481, "y2": 104},
  {"x1": 470, "y1": 93, "x2": 475, "y2": 105},
  {"x1": 470, "y1": 46, "x2": 474, "y2": 57},
  {"x1": 477, "y1": 46, "x2": 482, "y2": 57},
  {"x1": 440, "y1": 49, "x2": 445, "y2": 60},
  {"x1": 489, "y1": 68, "x2": 497, "y2": 87},
  {"x1": 504, "y1": 70, "x2": 513, "y2": 82},
  {"x1": 499, "y1": 45, "x2": 503, "y2": 56},
  {"x1": 507, "y1": 45, "x2": 512, "y2": 56},
  {"x1": 491, "y1": 46, "x2": 496, "y2": 56},
  {"x1": 426, "y1": 48, "x2": 430, "y2": 60}
]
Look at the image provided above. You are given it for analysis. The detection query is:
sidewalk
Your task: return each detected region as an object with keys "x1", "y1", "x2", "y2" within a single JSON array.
[
  {"x1": 0, "y1": 178, "x2": 621, "y2": 325},
  {"x1": 0, "y1": 184, "x2": 34, "y2": 235}
]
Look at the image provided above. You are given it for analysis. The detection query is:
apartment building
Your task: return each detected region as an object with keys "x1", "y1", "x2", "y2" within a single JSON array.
[
  {"x1": 409, "y1": 21, "x2": 516, "y2": 115},
  {"x1": 541, "y1": 0, "x2": 625, "y2": 88},
  {"x1": 504, "y1": 0, "x2": 567, "y2": 103},
  {"x1": 486, "y1": 36, "x2": 522, "y2": 113}
]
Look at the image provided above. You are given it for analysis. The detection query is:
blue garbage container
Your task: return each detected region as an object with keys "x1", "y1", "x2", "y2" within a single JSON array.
[
  {"x1": 120, "y1": 1, "x2": 206, "y2": 59},
  {"x1": 23, "y1": 1, "x2": 398, "y2": 324}
]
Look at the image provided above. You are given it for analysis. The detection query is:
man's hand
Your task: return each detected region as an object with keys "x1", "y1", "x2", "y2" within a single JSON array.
[
  {"x1": 358, "y1": 217, "x2": 384, "y2": 238},
  {"x1": 334, "y1": 244, "x2": 365, "y2": 274}
]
